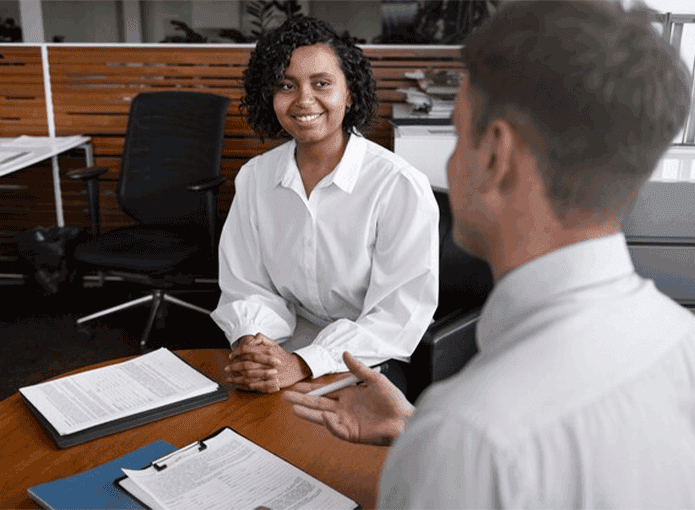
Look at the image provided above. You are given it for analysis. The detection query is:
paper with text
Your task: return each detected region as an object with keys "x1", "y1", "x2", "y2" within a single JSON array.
[
  {"x1": 19, "y1": 348, "x2": 219, "y2": 436},
  {"x1": 121, "y1": 428, "x2": 356, "y2": 510}
]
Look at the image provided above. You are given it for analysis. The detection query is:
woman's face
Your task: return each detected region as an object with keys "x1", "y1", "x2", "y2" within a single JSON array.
[{"x1": 273, "y1": 43, "x2": 352, "y2": 147}]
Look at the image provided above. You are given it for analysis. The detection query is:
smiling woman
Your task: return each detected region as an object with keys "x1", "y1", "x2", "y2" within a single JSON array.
[
  {"x1": 272, "y1": 43, "x2": 353, "y2": 192},
  {"x1": 210, "y1": 16, "x2": 440, "y2": 396}
]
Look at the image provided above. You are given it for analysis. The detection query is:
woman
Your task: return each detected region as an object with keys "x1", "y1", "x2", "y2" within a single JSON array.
[{"x1": 211, "y1": 16, "x2": 438, "y2": 393}]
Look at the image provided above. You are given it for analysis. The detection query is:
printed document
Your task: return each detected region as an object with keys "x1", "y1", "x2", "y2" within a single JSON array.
[
  {"x1": 121, "y1": 427, "x2": 356, "y2": 510},
  {"x1": 19, "y1": 348, "x2": 219, "y2": 436}
]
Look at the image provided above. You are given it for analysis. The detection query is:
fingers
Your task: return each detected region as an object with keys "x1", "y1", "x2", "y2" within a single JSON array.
[
  {"x1": 230, "y1": 373, "x2": 281, "y2": 394},
  {"x1": 229, "y1": 334, "x2": 276, "y2": 361},
  {"x1": 290, "y1": 404, "x2": 330, "y2": 425},
  {"x1": 227, "y1": 367, "x2": 277, "y2": 380},
  {"x1": 322, "y1": 412, "x2": 355, "y2": 442},
  {"x1": 342, "y1": 352, "x2": 381, "y2": 384},
  {"x1": 228, "y1": 352, "x2": 282, "y2": 370},
  {"x1": 283, "y1": 389, "x2": 335, "y2": 409},
  {"x1": 247, "y1": 378, "x2": 281, "y2": 393}
]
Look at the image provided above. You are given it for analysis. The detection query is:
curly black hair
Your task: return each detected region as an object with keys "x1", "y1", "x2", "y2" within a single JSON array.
[{"x1": 241, "y1": 16, "x2": 378, "y2": 141}]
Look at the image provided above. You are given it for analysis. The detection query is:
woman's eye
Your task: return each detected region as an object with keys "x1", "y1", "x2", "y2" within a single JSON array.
[
  {"x1": 315, "y1": 80, "x2": 330, "y2": 88},
  {"x1": 278, "y1": 82, "x2": 293, "y2": 91}
]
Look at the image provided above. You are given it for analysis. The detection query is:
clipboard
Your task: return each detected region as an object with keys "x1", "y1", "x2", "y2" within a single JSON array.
[
  {"x1": 20, "y1": 352, "x2": 228, "y2": 449},
  {"x1": 114, "y1": 426, "x2": 361, "y2": 510}
]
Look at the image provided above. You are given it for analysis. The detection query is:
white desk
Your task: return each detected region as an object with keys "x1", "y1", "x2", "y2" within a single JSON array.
[
  {"x1": 393, "y1": 124, "x2": 455, "y2": 191},
  {"x1": 391, "y1": 104, "x2": 456, "y2": 191},
  {"x1": 0, "y1": 136, "x2": 93, "y2": 227}
]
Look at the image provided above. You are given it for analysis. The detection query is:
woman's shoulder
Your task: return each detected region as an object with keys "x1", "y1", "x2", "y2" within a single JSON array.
[
  {"x1": 359, "y1": 137, "x2": 433, "y2": 194},
  {"x1": 237, "y1": 140, "x2": 294, "y2": 183}
]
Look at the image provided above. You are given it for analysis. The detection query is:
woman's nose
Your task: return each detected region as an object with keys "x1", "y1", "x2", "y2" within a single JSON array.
[{"x1": 296, "y1": 84, "x2": 315, "y2": 105}]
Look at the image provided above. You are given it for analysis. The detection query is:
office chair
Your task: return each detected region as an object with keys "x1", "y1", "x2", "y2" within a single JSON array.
[
  {"x1": 404, "y1": 190, "x2": 493, "y2": 402},
  {"x1": 67, "y1": 91, "x2": 231, "y2": 351}
]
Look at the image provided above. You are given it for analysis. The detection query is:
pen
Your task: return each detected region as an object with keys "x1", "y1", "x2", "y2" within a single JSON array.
[
  {"x1": 308, "y1": 375, "x2": 361, "y2": 396},
  {"x1": 307, "y1": 363, "x2": 385, "y2": 397}
]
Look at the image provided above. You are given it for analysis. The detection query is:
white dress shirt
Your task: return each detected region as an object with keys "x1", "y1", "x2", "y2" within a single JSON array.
[
  {"x1": 379, "y1": 233, "x2": 695, "y2": 508},
  {"x1": 211, "y1": 134, "x2": 439, "y2": 377}
]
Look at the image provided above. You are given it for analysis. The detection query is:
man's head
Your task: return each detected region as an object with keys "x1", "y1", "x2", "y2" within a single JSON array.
[{"x1": 448, "y1": 0, "x2": 691, "y2": 271}]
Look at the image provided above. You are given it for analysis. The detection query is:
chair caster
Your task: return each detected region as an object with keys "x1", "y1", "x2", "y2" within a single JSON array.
[{"x1": 77, "y1": 324, "x2": 94, "y2": 340}]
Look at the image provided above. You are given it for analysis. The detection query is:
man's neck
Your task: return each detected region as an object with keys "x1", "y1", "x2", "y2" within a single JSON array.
[{"x1": 489, "y1": 221, "x2": 623, "y2": 283}]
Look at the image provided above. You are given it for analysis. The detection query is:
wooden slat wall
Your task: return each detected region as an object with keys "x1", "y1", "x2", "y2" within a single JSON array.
[
  {"x1": 0, "y1": 46, "x2": 49, "y2": 266},
  {"x1": 0, "y1": 44, "x2": 461, "y2": 272},
  {"x1": 0, "y1": 46, "x2": 47, "y2": 137}
]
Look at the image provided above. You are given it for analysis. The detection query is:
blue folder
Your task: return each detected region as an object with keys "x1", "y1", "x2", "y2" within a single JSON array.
[{"x1": 27, "y1": 440, "x2": 176, "y2": 509}]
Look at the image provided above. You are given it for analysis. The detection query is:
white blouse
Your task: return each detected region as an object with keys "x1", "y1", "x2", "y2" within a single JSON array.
[{"x1": 211, "y1": 134, "x2": 439, "y2": 377}]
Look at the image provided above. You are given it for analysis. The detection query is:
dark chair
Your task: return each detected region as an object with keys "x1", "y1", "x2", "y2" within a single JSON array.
[
  {"x1": 67, "y1": 91, "x2": 231, "y2": 351},
  {"x1": 404, "y1": 190, "x2": 492, "y2": 402}
]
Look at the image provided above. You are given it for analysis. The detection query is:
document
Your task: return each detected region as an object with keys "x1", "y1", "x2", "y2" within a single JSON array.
[
  {"x1": 120, "y1": 427, "x2": 357, "y2": 510},
  {"x1": 20, "y1": 348, "x2": 220, "y2": 436},
  {"x1": 0, "y1": 150, "x2": 29, "y2": 167}
]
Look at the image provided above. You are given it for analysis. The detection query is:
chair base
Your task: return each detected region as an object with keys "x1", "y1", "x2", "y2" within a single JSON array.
[{"x1": 76, "y1": 289, "x2": 212, "y2": 351}]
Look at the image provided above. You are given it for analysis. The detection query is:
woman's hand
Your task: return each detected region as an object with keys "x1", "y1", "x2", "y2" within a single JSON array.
[
  {"x1": 226, "y1": 333, "x2": 311, "y2": 393},
  {"x1": 283, "y1": 352, "x2": 415, "y2": 446}
]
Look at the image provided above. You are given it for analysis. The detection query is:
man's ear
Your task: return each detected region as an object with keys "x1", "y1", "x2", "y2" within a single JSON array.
[{"x1": 477, "y1": 119, "x2": 518, "y2": 195}]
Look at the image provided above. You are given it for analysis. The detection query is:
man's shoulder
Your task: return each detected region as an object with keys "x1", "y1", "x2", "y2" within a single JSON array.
[{"x1": 415, "y1": 290, "x2": 695, "y2": 442}]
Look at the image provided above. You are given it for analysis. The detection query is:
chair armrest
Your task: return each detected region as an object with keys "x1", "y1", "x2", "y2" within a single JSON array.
[
  {"x1": 187, "y1": 176, "x2": 226, "y2": 192},
  {"x1": 405, "y1": 307, "x2": 481, "y2": 402},
  {"x1": 66, "y1": 166, "x2": 109, "y2": 181},
  {"x1": 66, "y1": 166, "x2": 108, "y2": 237},
  {"x1": 186, "y1": 176, "x2": 227, "y2": 258}
]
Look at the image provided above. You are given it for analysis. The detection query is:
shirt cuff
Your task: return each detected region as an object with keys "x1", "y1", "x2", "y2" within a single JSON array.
[
  {"x1": 293, "y1": 343, "x2": 346, "y2": 378},
  {"x1": 227, "y1": 323, "x2": 267, "y2": 347}
]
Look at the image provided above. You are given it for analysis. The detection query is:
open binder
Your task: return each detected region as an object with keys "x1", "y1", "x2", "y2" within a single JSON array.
[
  {"x1": 116, "y1": 427, "x2": 360, "y2": 510},
  {"x1": 19, "y1": 349, "x2": 228, "y2": 448}
]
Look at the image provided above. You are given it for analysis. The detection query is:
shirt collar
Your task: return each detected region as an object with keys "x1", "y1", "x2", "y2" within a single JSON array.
[
  {"x1": 477, "y1": 233, "x2": 636, "y2": 355},
  {"x1": 277, "y1": 133, "x2": 365, "y2": 194}
]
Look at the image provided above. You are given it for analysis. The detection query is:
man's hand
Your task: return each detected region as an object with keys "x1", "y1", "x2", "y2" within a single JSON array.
[
  {"x1": 225, "y1": 333, "x2": 311, "y2": 393},
  {"x1": 283, "y1": 352, "x2": 415, "y2": 446}
]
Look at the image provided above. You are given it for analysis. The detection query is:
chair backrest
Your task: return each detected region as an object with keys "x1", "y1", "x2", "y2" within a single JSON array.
[
  {"x1": 118, "y1": 91, "x2": 230, "y2": 226},
  {"x1": 406, "y1": 308, "x2": 481, "y2": 402},
  {"x1": 403, "y1": 191, "x2": 492, "y2": 402},
  {"x1": 433, "y1": 190, "x2": 493, "y2": 319}
]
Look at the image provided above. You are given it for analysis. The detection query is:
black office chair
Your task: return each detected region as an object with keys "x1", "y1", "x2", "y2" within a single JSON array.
[
  {"x1": 67, "y1": 91, "x2": 231, "y2": 351},
  {"x1": 404, "y1": 190, "x2": 493, "y2": 402}
]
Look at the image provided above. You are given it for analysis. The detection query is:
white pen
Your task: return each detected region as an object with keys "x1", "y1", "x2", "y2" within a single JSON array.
[
  {"x1": 307, "y1": 364, "x2": 384, "y2": 397},
  {"x1": 308, "y1": 374, "x2": 361, "y2": 397}
]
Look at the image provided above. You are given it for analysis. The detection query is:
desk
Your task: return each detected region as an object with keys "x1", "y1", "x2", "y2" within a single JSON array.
[
  {"x1": 0, "y1": 349, "x2": 388, "y2": 509},
  {"x1": 0, "y1": 136, "x2": 93, "y2": 227},
  {"x1": 391, "y1": 104, "x2": 455, "y2": 192}
]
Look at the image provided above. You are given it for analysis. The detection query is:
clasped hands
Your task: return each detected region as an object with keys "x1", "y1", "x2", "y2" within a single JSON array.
[
  {"x1": 225, "y1": 333, "x2": 311, "y2": 393},
  {"x1": 283, "y1": 352, "x2": 415, "y2": 446}
]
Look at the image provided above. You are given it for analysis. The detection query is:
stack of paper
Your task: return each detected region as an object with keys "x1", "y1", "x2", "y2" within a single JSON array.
[{"x1": 20, "y1": 348, "x2": 227, "y2": 447}]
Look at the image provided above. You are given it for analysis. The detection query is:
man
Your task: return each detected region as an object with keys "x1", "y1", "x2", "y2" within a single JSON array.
[{"x1": 284, "y1": 1, "x2": 695, "y2": 507}]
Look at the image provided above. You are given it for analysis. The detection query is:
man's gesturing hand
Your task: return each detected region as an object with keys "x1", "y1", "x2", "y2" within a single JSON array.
[{"x1": 283, "y1": 352, "x2": 415, "y2": 446}]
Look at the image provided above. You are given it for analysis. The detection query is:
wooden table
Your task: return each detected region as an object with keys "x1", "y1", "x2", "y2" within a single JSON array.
[{"x1": 0, "y1": 349, "x2": 389, "y2": 509}]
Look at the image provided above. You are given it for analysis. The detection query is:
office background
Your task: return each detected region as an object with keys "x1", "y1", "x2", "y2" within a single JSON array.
[{"x1": 1, "y1": 0, "x2": 695, "y2": 400}]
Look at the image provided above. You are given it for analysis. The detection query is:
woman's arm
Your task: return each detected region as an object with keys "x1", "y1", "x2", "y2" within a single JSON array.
[{"x1": 211, "y1": 165, "x2": 296, "y2": 346}]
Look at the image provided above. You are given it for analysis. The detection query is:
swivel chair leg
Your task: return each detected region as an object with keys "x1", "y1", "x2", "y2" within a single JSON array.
[
  {"x1": 76, "y1": 294, "x2": 154, "y2": 324},
  {"x1": 141, "y1": 290, "x2": 165, "y2": 352}
]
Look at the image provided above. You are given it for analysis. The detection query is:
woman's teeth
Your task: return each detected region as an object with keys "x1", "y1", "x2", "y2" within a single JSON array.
[{"x1": 296, "y1": 114, "x2": 320, "y2": 121}]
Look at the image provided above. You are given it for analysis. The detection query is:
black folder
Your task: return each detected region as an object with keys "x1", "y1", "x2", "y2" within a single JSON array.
[{"x1": 20, "y1": 352, "x2": 228, "y2": 449}]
